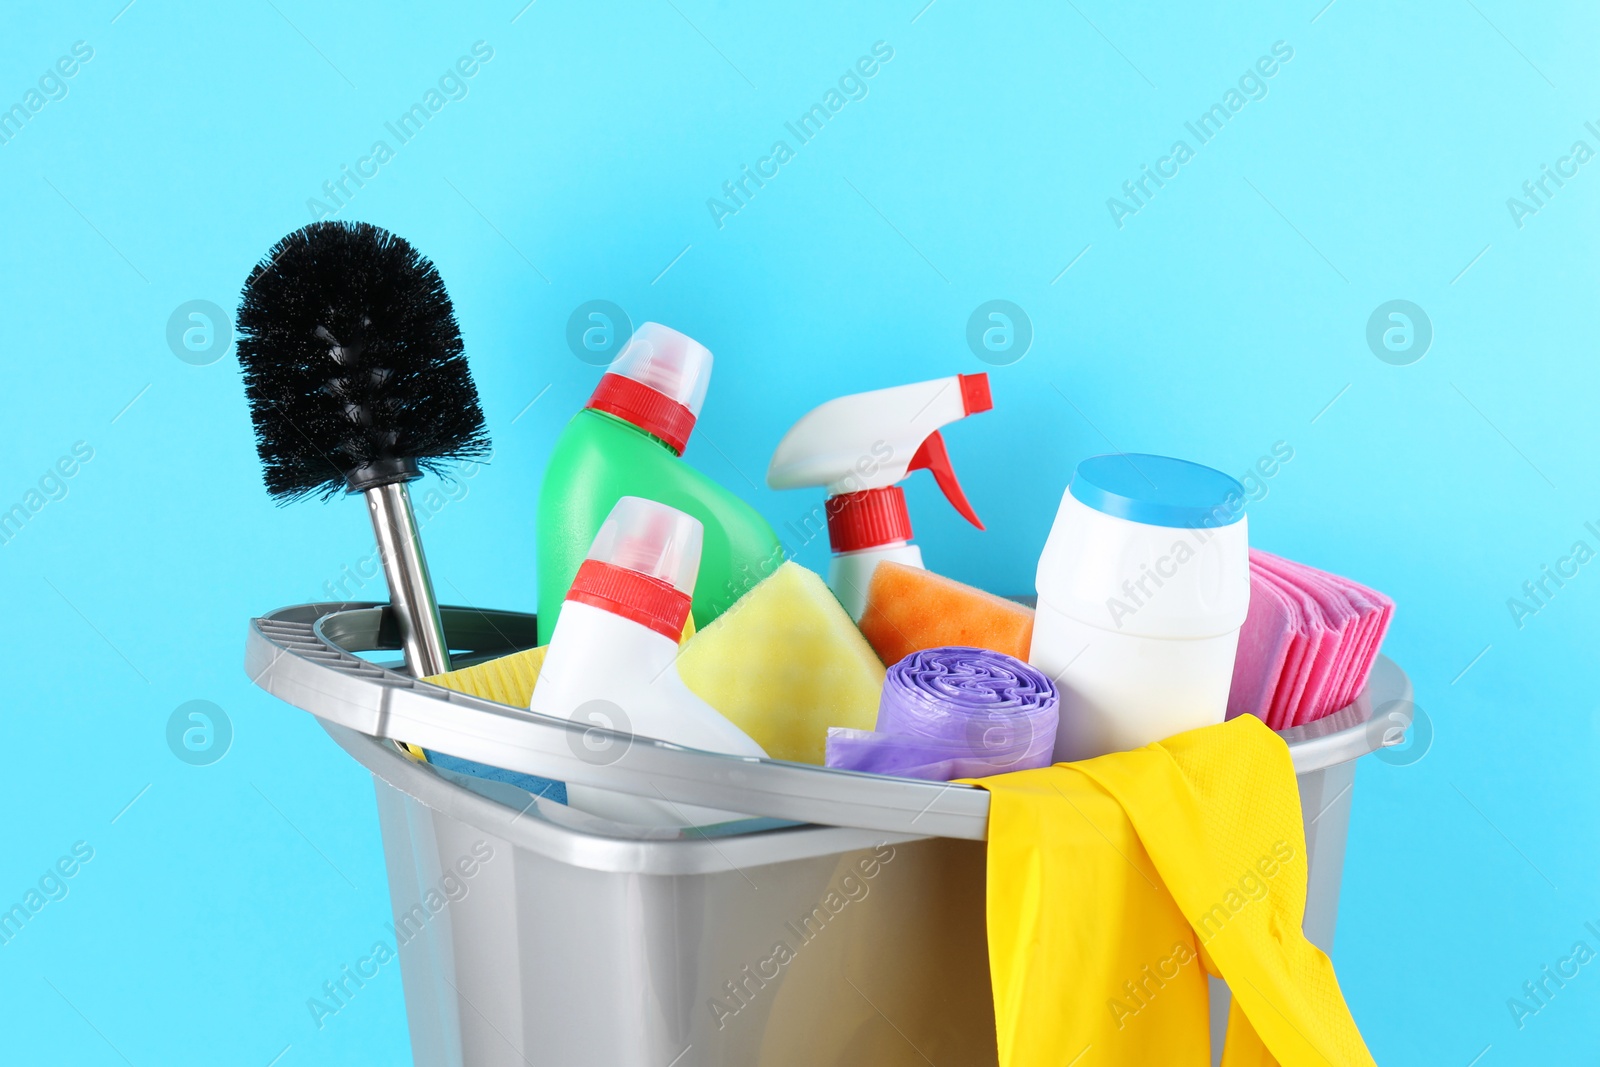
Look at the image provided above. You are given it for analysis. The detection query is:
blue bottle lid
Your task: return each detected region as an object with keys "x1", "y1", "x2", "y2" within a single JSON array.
[{"x1": 1069, "y1": 453, "x2": 1245, "y2": 529}]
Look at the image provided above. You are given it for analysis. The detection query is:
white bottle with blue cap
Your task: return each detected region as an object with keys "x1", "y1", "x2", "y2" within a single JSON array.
[{"x1": 1030, "y1": 454, "x2": 1252, "y2": 762}]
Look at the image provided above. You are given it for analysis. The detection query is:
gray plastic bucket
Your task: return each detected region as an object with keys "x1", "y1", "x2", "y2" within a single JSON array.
[{"x1": 248, "y1": 603, "x2": 1411, "y2": 1066}]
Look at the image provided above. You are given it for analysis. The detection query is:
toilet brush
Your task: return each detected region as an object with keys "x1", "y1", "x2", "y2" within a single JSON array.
[{"x1": 236, "y1": 220, "x2": 489, "y2": 683}]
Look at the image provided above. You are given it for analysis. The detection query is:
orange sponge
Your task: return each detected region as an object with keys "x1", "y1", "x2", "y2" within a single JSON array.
[{"x1": 858, "y1": 561, "x2": 1034, "y2": 666}]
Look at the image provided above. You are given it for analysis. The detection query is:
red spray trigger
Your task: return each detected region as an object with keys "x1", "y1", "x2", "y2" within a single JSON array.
[{"x1": 908, "y1": 431, "x2": 984, "y2": 530}]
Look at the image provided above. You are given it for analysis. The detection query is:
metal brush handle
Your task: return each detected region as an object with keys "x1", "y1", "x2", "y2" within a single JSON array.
[{"x1": 365, "y1": 481, "x2": 451, "y2": 677}]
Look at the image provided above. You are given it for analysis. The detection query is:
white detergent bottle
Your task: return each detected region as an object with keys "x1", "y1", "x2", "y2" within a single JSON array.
[
  {"x1": 530, "y1": 495, "x2": 766, "y2": 827},
  {"x1": 766, "y1": 372, "x2": 993, "y2": 618},
  {"x1": 1030, "y1": 453, "x2": 1252, "y2": 762}
]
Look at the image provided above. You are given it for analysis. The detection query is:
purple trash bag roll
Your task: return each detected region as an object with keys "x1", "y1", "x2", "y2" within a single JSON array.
[{"x1": 825, "y1": 646, "x2": 1060, "y2": 781}]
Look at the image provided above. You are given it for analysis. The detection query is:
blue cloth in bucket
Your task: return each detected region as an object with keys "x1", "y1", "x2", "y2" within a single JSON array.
[{"x1": 423, "y1": 749, "x2": 567, "y2": 805}]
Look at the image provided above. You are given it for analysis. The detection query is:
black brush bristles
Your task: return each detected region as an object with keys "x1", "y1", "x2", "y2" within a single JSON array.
[{"x1": 236, "y1": 221, "x2": 490, "y2": 502}]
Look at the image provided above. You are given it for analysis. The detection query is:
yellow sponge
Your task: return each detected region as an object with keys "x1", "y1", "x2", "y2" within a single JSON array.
[{"x1": 677, "y1": 561, "x2": 885, "y2": 765}]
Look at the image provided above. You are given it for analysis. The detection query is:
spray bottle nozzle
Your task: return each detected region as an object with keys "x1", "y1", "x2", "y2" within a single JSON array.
[
  {"x1": 766, "y1": 371, "x2": 993, "y2": 542},
  {"x1": 908, "y1": 430, "x2": 984, "y2": 530}
]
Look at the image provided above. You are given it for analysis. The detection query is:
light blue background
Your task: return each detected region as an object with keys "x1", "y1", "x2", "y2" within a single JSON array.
[{"x1": 2, "y1": 1, "x2": 1596, "y2": 1063}]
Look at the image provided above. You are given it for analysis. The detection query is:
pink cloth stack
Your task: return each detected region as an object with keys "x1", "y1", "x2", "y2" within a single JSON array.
[{"x1": 1227, "y1": 549, "x2": 1395, "y2": 729}]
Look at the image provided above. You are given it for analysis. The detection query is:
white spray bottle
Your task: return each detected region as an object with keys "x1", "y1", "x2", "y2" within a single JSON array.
[
  {"x1": 530, "y1": 495, "x2": 766, "y2": 827},
  {"x1": 766, "y1": 373, "x2": 993, "y2": 619}
]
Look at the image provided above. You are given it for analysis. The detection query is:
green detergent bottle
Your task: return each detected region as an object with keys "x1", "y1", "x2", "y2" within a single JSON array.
[{"x1": 536, "y1": 322, "x2": 783, "y2": 641}]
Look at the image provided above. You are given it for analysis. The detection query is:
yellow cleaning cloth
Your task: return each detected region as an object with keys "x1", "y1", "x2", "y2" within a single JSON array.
[
  {"x1": 968, "y1": 714, "x2": 1376, "y2": 1067},
  {"x1": 394, "y1": 647, "x2": 553, "y2": 761},
  {"x1": 427, "y1": 645, "x2": 551, "y2": 708}
]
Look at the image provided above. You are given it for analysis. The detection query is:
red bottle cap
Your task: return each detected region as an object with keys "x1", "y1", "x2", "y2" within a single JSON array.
[
  {"x1": 566, "y1": 560, "x2": 693, "y2": 641},
  {"x1": 588, "y1": 375, "x2": 697, "y2": 456},
  {"x1": 826, "y1": 486, "x2": 914, "y2": 554},
  {"x1": 564, "y1": 496, "x2": 702, "y2": 640},
  {"x1": 585, "y1": 323, "x2": 711, "y2": 456}
]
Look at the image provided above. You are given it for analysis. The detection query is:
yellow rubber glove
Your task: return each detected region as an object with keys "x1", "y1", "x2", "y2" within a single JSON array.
[{"x1": 968, "y1": 714, "x2": 1377, "y2": 1067}]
